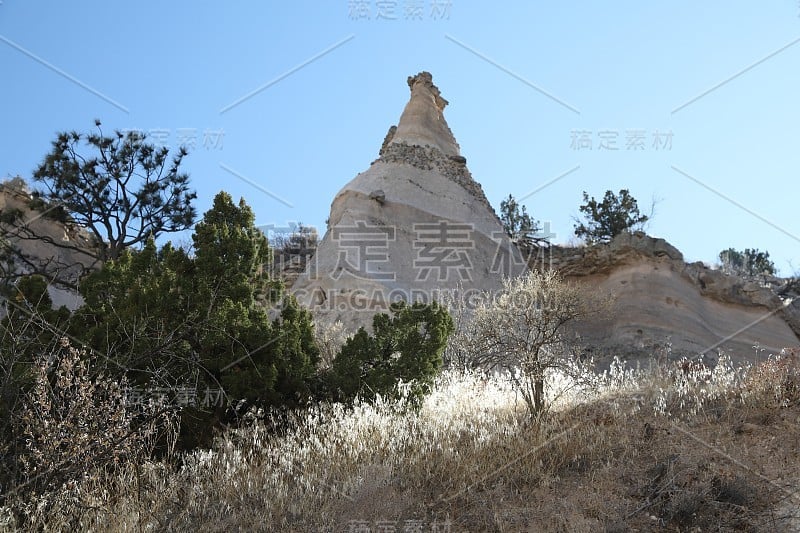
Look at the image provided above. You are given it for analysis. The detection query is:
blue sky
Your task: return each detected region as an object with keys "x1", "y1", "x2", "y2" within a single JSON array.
[{"x1": 1, "y1": 1, "x2": 798, "y2": 274}]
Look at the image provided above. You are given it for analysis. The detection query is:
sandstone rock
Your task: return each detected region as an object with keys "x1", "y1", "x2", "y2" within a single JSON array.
[
  {"x1": 379, "y1": 126, "x2": 397, "y2": 156},
  {"x1": 546, "y1": 232, "x2": 799, "y2": 365},
  {"x1": 291, "y1": 72, "x2": 526, "y2": 331},
  {"x1": 0, "y1": 180, "x2": 100, "y2": 311},
  {"x1": 369, "y1": 189, "x2": 386, "y2": 205},
  {"x1": 289, "y1": 74, "x2": 799, "y2": 364},
  {"x1": 389, "y1": 72, "x2": 460, "y2": 157}
]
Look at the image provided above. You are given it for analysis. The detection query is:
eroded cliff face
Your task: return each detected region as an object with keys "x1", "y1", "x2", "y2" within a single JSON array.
[
  {"x1": 0, "y1": 179, "x2": 100, "y2": 311},
  {"x1": 537, "y1": 232, "x2": 800, "y2": 365},
  {"x1": 291, "y1": 72, "x2": 797, "y2": 363},
  {"x1": 291, "y1": 72, "x2": 526, "y2": 331}
]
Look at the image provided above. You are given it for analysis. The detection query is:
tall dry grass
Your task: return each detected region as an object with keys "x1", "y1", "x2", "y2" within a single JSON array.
[{"x1": 2, "y1": 348, "x2": 799, "y2": 532}]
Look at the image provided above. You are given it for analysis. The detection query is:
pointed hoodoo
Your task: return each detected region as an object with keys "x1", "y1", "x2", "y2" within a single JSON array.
[
  {"x1": 291, "y1": 72, "x2": 527, "y2": 331},
  {"x1": 386, "y1": 72, "x2": 461, "y2": 157}
]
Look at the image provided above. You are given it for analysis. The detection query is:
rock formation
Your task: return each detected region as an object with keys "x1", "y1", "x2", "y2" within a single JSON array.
[
  {"x1": 291, "y1": 72, "x2": 527, "y2": 331},
  {"x1": 0, "y1": 178, "x2": 99, "y2": 311},
  {"x1": 543, "y1": 232, "x2": 800, "y2": 365},
  {"x1": 290, "y1": 72, "x2": 798, "y2": 363}
]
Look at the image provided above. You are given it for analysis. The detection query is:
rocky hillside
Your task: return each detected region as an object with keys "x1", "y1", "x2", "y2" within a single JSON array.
[
  {"x1": 289, "y1": 71, "x2": 798, "y2": 365},
  {"x1": 526, "y1": 232, "x2": 800, "y2": 365}
]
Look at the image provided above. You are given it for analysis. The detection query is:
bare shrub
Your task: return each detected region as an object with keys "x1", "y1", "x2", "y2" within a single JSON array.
[
  {"x1": 462, "y1": 270, "x2": 607, "y2": 417},
  {"x1": 8, "y1": 337, "x2": 176, "y2": 527},
  {"x1": 437, "y1": 284, "x2": 480, "y2": 371},
  {"x1": 313, "y1": 319, "x2": 349, "y2": 371},
  {"x1": 743, "y1": 348, "x2": 800, "y2": 407}
]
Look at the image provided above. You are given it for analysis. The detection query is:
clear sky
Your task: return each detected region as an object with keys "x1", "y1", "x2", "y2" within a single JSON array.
[{"x1": 1, "y1": 1, "x2": 798, "y2": 274}]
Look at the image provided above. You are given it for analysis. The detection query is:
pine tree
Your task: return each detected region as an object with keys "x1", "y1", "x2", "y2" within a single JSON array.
[
  {"x1": 719, "y1": 248, "x2": 776, "y2": 277},
  {"x1": 0, "y1": 122, "x2": 196, "y2": 291},
  {"x1": 73, "y1": 191, "x2": 320, "y2": 448},
  {"x1": 499, "y1": 194, "x2": 541, "y2": 245},
  {"x1": 74, "y1": 238, "x2": 196, "y2": 385},
  {"x1": 191, "y1": 192, "x2": 283, "y2": 402},
  {"x1": 326, "y1": 301, "x2": 453, "y2": 405},
  {"x1": 574, "y1": 189, "x2": 649, "y2": 244}
]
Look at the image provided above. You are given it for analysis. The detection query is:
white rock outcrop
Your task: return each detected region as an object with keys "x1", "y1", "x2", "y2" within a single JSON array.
[
  {"x1": 291, "y1": 72, "x2": 527, "y2": 331},
  {"x1": 549, "y1": 232, "x2": 800, "y2": 365},
  {"x1": 0, "y1": 180, "x2": 99, "y2": 311}
]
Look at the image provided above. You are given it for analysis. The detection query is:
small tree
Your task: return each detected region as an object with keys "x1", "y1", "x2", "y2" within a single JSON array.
[
  {"x1": 265, "y1": 295, "x2": 320, "y2": 407},
  {"x1": 73, "y1": 238, "x2": 197, "y2": 386},
  {"x1": 719, "y1": 248, "x2": 776, "y2": 277},
  {"x1": 438, "y1": 285, "x2": 480, "y2": 371},
  {"x1": 465, "y1": 271, "x2": 602, "y2": 417},
  {"x1": 192, "y1": 191, "x2": 282, "y2": 305},
  {"x1": 499, "y1": 194, "x2": 541, "y2": 246},
  {"x1": 326, "y1": 301, "x2": 454, "y2": 405},
  {"x1": 574, "y1": 189, "x2": 648, "y2": 244},
  {"x1": 1, "y1": 121, "x2": 196, "y2": 288},
  {"x1": 270, "y1": 222, "x2": 319, "y2": 254},
  {"x1": 74, "y1": 192, "x2": 318, "y2": 448},
  {"x1": 267, "y1": 222, "x2": 319, "y2": 284}
]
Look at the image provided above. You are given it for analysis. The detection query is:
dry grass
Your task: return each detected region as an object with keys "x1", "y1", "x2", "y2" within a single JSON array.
[{"x1": 3, "y1": 351, "x2": 800, "y2": 532}]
